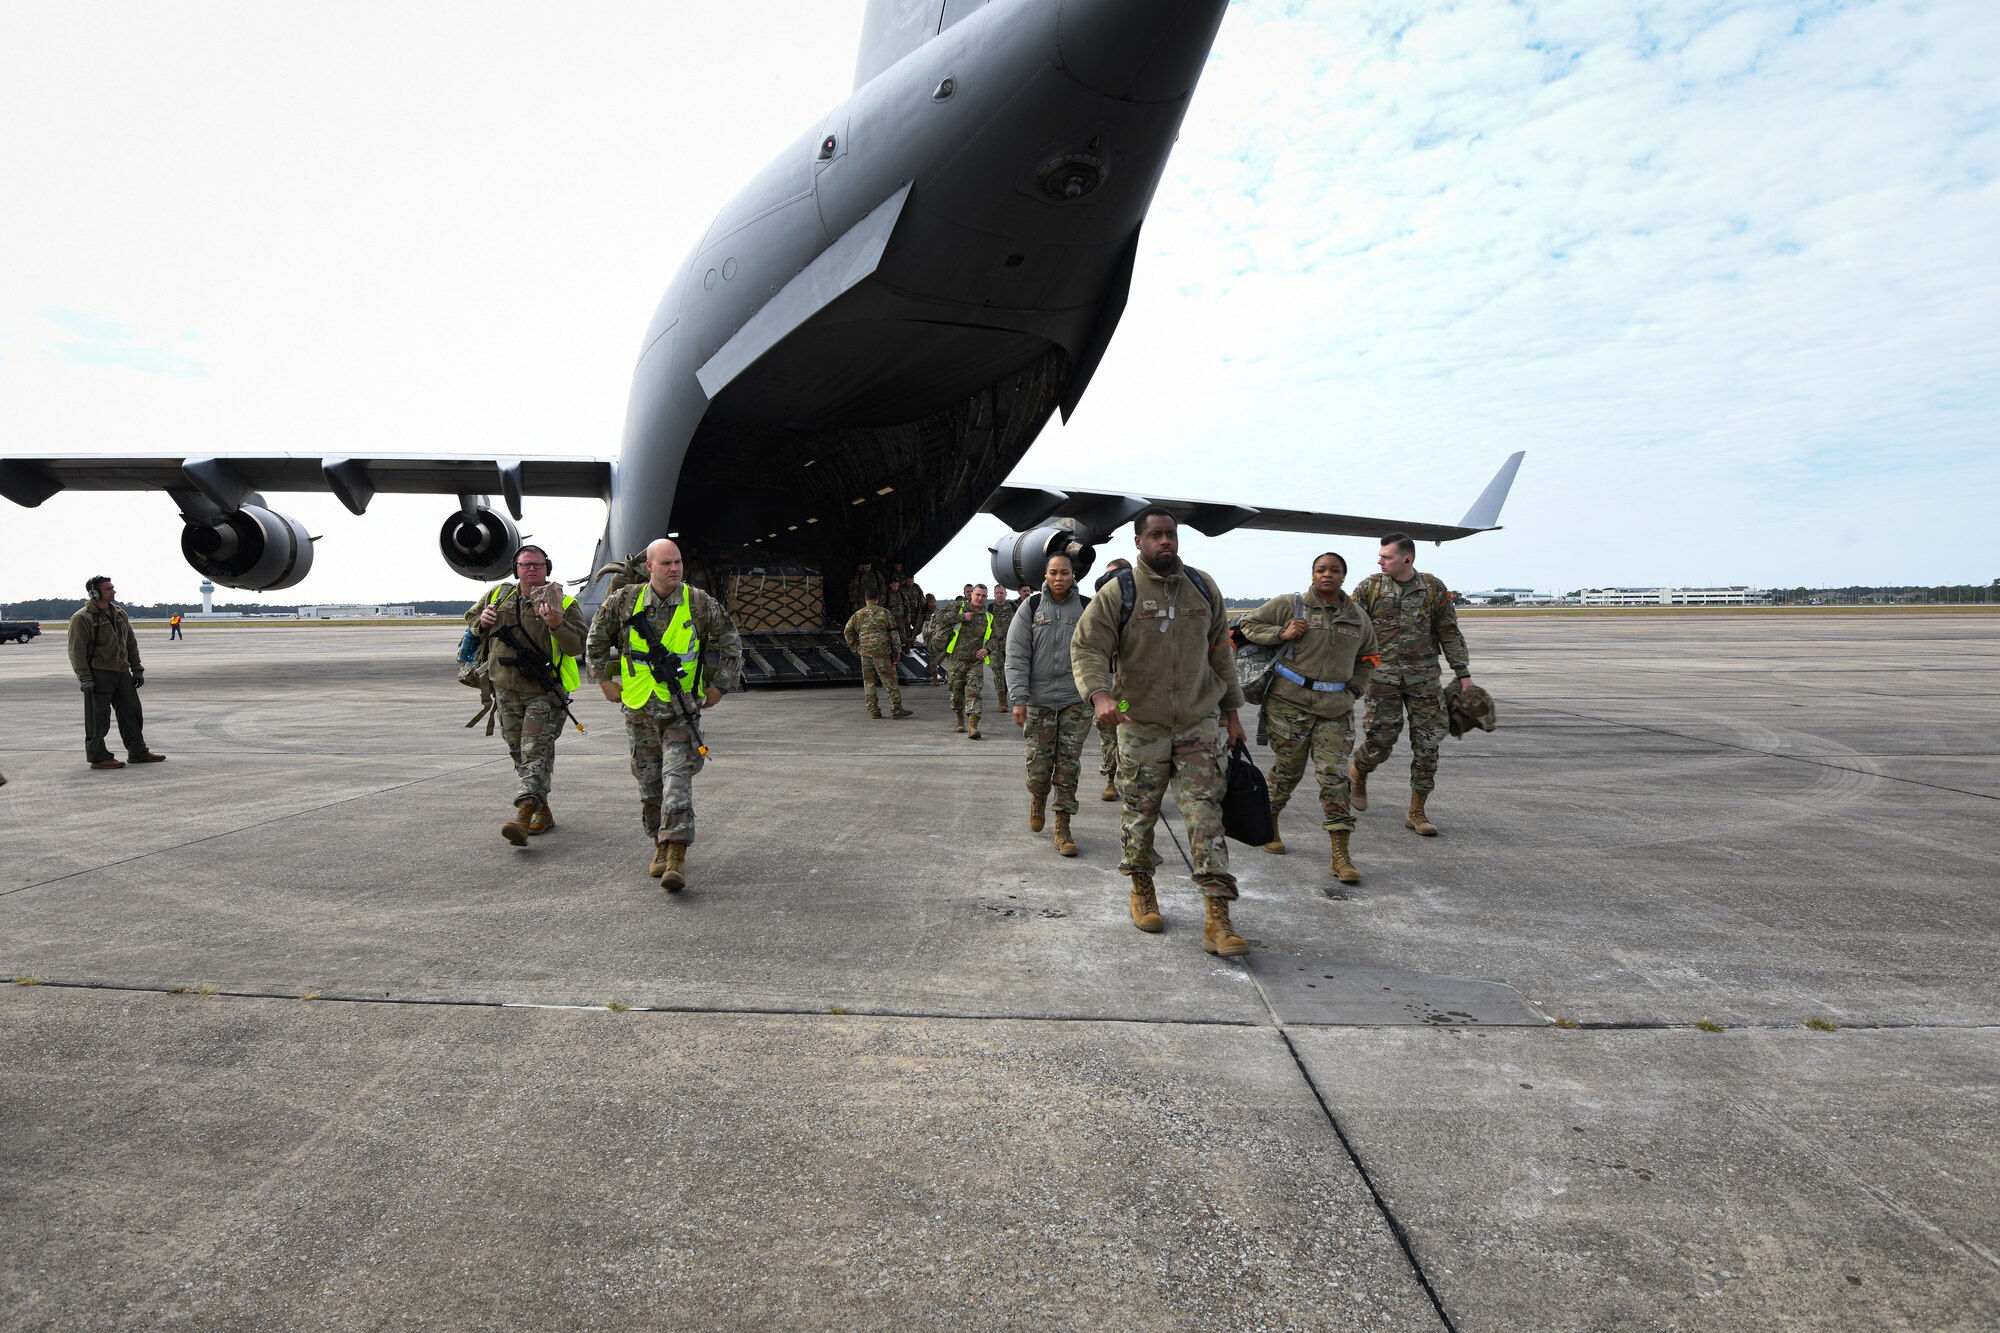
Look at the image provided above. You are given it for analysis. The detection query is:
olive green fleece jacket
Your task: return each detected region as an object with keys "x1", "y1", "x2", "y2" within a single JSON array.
[
  {"x1": 1068, "y1": 556, "x2": 1243, "y2": 731},
  {"x1": 1238, "y1": 587, "x2": 1378, "y2": 719}
]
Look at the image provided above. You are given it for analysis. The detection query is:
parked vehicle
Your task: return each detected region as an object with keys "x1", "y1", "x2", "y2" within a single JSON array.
[{"x1": 0, "y1": 620, "x2": 44, "y2": 644}]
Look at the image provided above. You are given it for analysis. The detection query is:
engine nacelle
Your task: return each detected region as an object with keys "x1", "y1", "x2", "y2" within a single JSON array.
[
  {"x1": 439, "y1": 503, "x2": 521, "y2": 580},
  {"x1": 180, "y1": 505, "x2": 315, "y2": 591},
  {"x1": 990, "y1": 525, "x2": 1097, "y2": 592}
]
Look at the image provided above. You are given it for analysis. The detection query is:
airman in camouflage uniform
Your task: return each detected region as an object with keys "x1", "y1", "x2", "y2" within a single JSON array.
[
  {"x1": 846, "y1": 560, "x2": 887, "y2": 615},
  {"x1": 1090, "y1": 561, "x2": 1132, "y2": 801},
  {"x1": 1070, "y1": 511, "x2": 1251, "y2": 957},
  {"x1": 1006, "y1": 554, "x2": 1090, "y2": 856},
  {"x1": 920, "y1": 594, "x2": 947, "y2": 684},
  {"x1": 941, "y1": 585, "x2": 994, "y2": 739},
  {"x1": 1238, "y1": 553, "x2": 1379, "y2": 887},
  {"x1": 467, "y1": 545, "x2": 589, "y2": 846},
  {"x1": 587, "y1": 538, "x2": 744, "y2": 890},
  {"x1": 1349, "y1": 532, "x2": 1474, "y2": 837},
  {"x1": 988, "y1": 585, "x2": 1017, "y2": 712},
  {"x1": 843, "y1": 590, "x2": 910, "y2": 719}
]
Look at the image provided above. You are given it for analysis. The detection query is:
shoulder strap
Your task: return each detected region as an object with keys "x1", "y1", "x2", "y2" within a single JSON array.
[
  {"x1": 1027, "y1": 591, "x2": 1043, "y2": 616},
  {"x1": 1190, "y1": 569, "x2": 1220, "y2": 618},
  {"x1": 1116, "y1": 567, "x2": 1136, "y2": 629}
]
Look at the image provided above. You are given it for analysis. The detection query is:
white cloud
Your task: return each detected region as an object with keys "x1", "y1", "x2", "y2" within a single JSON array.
[{"x1": 4, "y1": 0, "x2": 1997, "y2": 611}]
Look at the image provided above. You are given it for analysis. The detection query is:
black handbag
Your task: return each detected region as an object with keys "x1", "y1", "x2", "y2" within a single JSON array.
[{"x1": 1220, "y1": 738, "x2": 1274, "y2": 846}]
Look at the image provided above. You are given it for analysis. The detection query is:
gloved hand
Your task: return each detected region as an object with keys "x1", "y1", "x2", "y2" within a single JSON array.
[
  {"x1": 131, "y1": 671, "x2": 145, "y2": 690},
  {"x1": 79, "y1": 678, "x2": 95, "y2": 693}
]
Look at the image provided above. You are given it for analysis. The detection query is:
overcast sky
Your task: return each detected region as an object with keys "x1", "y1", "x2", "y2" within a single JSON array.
[{"x1": 4, "y1": 0, "x2": 1995, "y2": 609}]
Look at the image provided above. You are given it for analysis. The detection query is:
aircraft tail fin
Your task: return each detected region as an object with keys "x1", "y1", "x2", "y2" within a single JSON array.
[{"x1": 1457, "y1": 450, "x2": 1525, "y2": 530}]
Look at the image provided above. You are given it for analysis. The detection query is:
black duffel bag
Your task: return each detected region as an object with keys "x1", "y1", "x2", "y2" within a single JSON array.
[{"x1": 1219, "y1": 738, "x2": 1273, "y2": 846}]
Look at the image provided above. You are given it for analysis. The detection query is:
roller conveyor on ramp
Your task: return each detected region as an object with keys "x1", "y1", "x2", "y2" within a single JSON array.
[{"x1": 738, "y1": 630, "x2": 931, "y2": 687}]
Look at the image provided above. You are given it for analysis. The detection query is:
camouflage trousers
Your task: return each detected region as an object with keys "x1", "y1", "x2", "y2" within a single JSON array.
[
  {"x1": 947, "y1": 658, "x2": 985, "y2": 720},
  {"x1": 1097, "y1": 714, "x2": 1119, "y2": 777},
  {"x1": 861, "y1": 652, "x2": 902, "y2": 713},
  {"x1": 1116, "y1": 714, "x2": 1237, "y2": 900},
  {"x1": 1264, "y1": 697, "x2": 1356, "y2": 833},
  {"x1": 625, "y1": 706, "x2": 702, "y2": 844},
  {"x1": 1023, "y1": 702, "x2": 1090, "y2": 814},
  {"x1": 990, "y1": 651, "x2": 1010, "y2": 710},
  {"x1": 496, "y1": 690, "x2": 564, "y2": 804},
  {"x1": 1355, "y1": 678, "x2": 1448, "y2": 795}
]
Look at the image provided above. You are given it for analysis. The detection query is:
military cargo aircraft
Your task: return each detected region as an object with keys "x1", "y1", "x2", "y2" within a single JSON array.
[{"x1": 0, "y1": 0, "x2": 1519, "y2": 680}]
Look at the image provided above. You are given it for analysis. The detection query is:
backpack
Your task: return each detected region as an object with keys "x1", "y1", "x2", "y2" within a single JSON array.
[
  {"x1": 457, "y1": 586, "x2": 510, "y2": 734},
  {"x1": 1109, "y1": 565, "x2": 1220, "y2": 630},
  {"x1": 1232, "y1": 594, "x2": 1304, "y2": 706}
]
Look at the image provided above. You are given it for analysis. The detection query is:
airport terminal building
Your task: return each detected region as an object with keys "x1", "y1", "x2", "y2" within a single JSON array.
[{"x1": 1578, "y1": 586, "x2": 1766, "y2": 607}]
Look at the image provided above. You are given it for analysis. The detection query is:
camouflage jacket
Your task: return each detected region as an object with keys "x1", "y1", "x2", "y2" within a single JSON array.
[
  {"x1": 1070, "y1": 556, "x2": 1243, "y2": 732},
  {"x1": 466, "y1": 582, "x2": 588, "y2": 698},
  {"x1": 68, "y1": 601, "x2": 140, "y2": 678},
  {"x1": 941, "y1": 602, "x2": 994, "y2": 662},
  {"x1": 586, "y1": 581, "x2": 744, "y2": 697},
  {"x1": 847, "y1": 569, "x2": 887, "y2": 611},
  {"x1": 1351, "y1": 571, "x2": 1469, "y2": 684},
  {"x1": 890, "y1": 585, "x2": 925, "y2": 631},
  {"x1": 843, "y1": 604, "x2": 903, "y2": 658},
  {"x1": 988, "y1": 599, "x2": 1018, "y2": 655},
  {"x1": 1239, "y1": 587, "x2": 1378, "y2": 718}
]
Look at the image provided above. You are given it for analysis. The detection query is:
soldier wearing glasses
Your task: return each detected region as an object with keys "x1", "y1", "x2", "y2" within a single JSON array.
[{"x1": 467, "y1": 545, "x2": 588, "y2": 846}]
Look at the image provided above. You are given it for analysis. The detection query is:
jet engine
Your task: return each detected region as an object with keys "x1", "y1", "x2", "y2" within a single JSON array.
[
  {"x1": 990, "y1": 524, "x2": 1097, "y2": 592},
  {"x1": 180, "y1": 505, "x2": 315, "y2": 591},
  {"x1": 438, "y1": 500, "x2": 521, "y2": 581}
]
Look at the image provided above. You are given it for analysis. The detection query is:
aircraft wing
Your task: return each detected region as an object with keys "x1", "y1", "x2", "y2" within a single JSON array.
[
  {"x1": 0, "y1": 452, "x2": 613, "y2": 518},
  {"x1": 985, "y1": 451, "x2": 1525, "y2": 544}
]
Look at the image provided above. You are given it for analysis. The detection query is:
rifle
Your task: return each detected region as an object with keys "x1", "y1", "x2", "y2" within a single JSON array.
[
  {"x1": 491, "y1": 591, "x2": 586, "y2": 734},
  {"x1": 623, "y1": 595, "x2": 711, "y2": 763}
]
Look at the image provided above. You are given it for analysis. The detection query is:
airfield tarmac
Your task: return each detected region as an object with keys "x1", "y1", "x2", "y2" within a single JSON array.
[{"x1": 1, "y1": 610, "x2": 1994, "y2": 1331}]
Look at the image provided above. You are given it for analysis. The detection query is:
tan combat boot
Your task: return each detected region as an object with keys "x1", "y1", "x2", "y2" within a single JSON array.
[
  {"x1": 1127, "y1": 872, "x2": 1164, "y2": 933},
  {"x1": 1329, "y1": 829, "x2": 1361, "y2": 884},
  {"x1": 1405, "y1": 792, "x2": 1438, "y2": 837},
  {"x1": 868, "y1": 705, "x2": 884, "y2": 720},
  {"x1": 1262, "y1": 805, "x2": 1286, "y2": 855},
  {"x1": 526, "y1": 800, "x2": 555, "y2": 835},
  {"x1": 1100, "y1": 777, "x2": 1118, "y2": 802},
  {"x1": 1202, "y1": 896, "x2": 1250, "y2": 957},
  {"x1": 648, "y1": 838, "x2": 672, "y2": 878},
  {"x1": 1028, "y1": 788, "x2": 1047, "y2": 833},
  {"x1": 1052, "y1": 812, "x2": 1077, "y2": 858},
  {"x1": 1349, "y1": 762, "x2": 1369, "y2": 811},
  {"x1": 953, "y1": 708, "x2": 964, "y2": 734},
  {"x1": 659, "y1": 841, "x2": 688, "y2": 893},
  {"x1": 968, "y1": 718, "x2": 982, "y2": 740},
  {"x1": 501, "y1": 798, "x2": 536, "y2": 847},
  {"x1": 891, "y1": 707, "x2": 913, "y2": 718}
]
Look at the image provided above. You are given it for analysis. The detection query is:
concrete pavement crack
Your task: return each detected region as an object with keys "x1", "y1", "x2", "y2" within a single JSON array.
[{"x1": 1161, "y1": 805, "x2": 1458, "y2": 1331}]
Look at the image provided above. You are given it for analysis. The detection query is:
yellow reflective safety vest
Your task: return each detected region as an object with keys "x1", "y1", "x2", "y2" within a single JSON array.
[
  {"x1": 621, "y1": 585, "x2": 701, "y2": 709},
  {"x1": 487, "y1": 585, "x2": 580, "y2": 693},
  {"x1": 945, "y1": 610, "x2": 994, "y2": 654}
]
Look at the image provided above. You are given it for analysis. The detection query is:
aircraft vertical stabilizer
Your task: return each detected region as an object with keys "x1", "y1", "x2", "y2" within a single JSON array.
[{"x1": 1458, "y1": 451, "x2": 1525, "y2": 531}]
